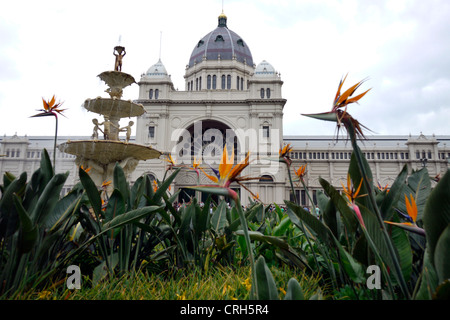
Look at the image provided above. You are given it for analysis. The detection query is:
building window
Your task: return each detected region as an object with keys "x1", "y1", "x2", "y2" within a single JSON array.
[
  {"x1": 260, "y1": 88, "x2": 265, "y2": 98},
  {"x1": 207, "y1": 75, "x2": 211, "y2": 89},
  {"x1": 237, "y1": 76, "x2": 240, "y2": 90},
  {"x1": 263, "y1": 126, "x2": 269, "y2": 138},
  {"x1": 155, "y1": 89, "x2": 159, "y2": 99},
  {"x1": 196, "y1": 78, "x2": 199, "y2": 90},
  {"x1": 222, "y1": 75, "x2": 226, "y2": 89},
  {"x1": 199, "y1": 77, "x2": 202, "y2": 90},
  {"x1": 149, "y1": 89, "x2": 153, "y2": 99},
  {"x1": 212, "y1": 75, "x2": 217, "y2": 89},
  {"x1": 149, "y1": 126, "x2": 155, "y2": 138},
  {"x1": 241, "y1": 78, "x2": 244, "y2": 90},
  {"x1": 428, "y1": 151, "x2": 432, "y2": 159},
  {"x1": 215, "y1": 35, "x2": 224, "y2": 42},
  {"x1": 266, "y1": 88, "x2": 271, "y2": 98},
  {"x1": 227, "y1": 75, "x2": 231, "y2": 89}
]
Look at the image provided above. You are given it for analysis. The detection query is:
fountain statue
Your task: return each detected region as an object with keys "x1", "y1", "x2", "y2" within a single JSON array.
[{"x1": 58, "y1": 46, "x2": 161, "y2": 192}]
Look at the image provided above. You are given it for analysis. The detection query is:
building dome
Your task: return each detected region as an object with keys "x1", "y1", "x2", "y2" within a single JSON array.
[
  {"x1": 146, "y1": 59, "x2": 168, "y2": 77},
  {"x1": 255, "y1": 60, "x2": 276, "y2": 76},
  {"x1": 188, "y1": 13, "x2": 253, "y2": 68}
]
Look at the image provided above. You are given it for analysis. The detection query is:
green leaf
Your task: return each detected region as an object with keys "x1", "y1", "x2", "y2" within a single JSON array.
[
  {"x1": 79, "y1": 167, "x2": 102, "y2": 221},
  {"x1": 31, "y1": 172, "x2": 69, "y2": 225},
  {"x1": 13, "y1": 194, "x2": 38, "y2": 254},
  {"x1": 273, "y1": 215, "x2": 292, "y2": 237},
  {"x1": 399, "y1": 167, "x2": 431, "y2": 222},
  {"x1": 254, "y1": 256, "x2": 279, "y2": 300},
  {"x1": 434, "y1": 224, "x2": 450, "y2": 283},
  {"x1": 211, "y1": 199, "x2": 228, "y2": 232},
  {"x1": 153, "y1": 168, "x2": 181, "y2": 201},
  {"x1": 102, "y1": 206, "x2": 162, "y2": 231},
  {"x1": 39, "y1": 148, "x2": 54, "y2": 183},
  {"x1": 317, "y1": 190, "x2": 338, "y2": 238},
  {"x1": 284, "y1": 278, "x2": 305, "y2": 300},
  {"x1": 423, "y1": 169, "x2": 450, "y2": 267},
  {"x1": 104, "y1": 189, "x2": 126, "y2": 222},
  {"x1": 379, "y1": 165, "x2": 408, "y2": 220},
  {"x1": 46, "y1": 192, "x2": 82, "y2": 232},
  {"x1": 113, "y1": 163, "x2": 129, "y2": 206},
  {"x1": 389, "y1": 219, "x2": 413, "y2": 282},
  {"x1": 285, "y1": 200, "x2": 332, "y2": 246},
  {"x1": 319, "y1": 178, "x2": 358, "y2": 234},
  {"x1": 336, "y1": 240, "x2": 365, "y2": 283}
]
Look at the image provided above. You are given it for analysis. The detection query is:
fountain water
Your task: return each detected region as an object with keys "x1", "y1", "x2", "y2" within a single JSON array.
[{"x1": 58, "y1": 45, "x2": 162, "y2": 191}]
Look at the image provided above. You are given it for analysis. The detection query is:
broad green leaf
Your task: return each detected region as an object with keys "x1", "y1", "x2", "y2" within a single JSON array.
[
  {"x1": 434, "y1": 224, "x2": 450, "y2": 283},
  {"x1": 399, "y1": 167, "x2": 431, "y2": 222},
  {"x1": 113, "y1": 163, "x2": 129, "y2": 206},
  {"x1": 211, "y1": 199, "x2": 228, "y2": 232},
  {"x1": 379, "y1": 165, "x2": 408, "y2": 220},
  {"x1": 79, "y1": 167, "x2": 102, "y2": 221},
  {"x1": 285, "y1": 200, "x2": 331, "y2": 245},
  {"x1": 389, "y1": 219, "x2": 413, "y2": 282},
  {"x1": 414, "y1": 248, "x2": 439, "y2": 300},
  {"x1": 46, "y1": 192, "x2": 82, "y2": 231},
  {"x1": 319, "y1": 178, "x2": 358, "y2": 235},
  {"x1": 39, "y1": 148, "x2": 54, "y2": 184},
  {"x1": 317, "y1": 190, "x2": 338, "y2": 238},
  {"x1": 273, "y1": 215, "x2": 292, "y2": 237},
  {"x1": 104, "y1": 189, "x2": 126, "y2": 222},
  {"x1": 254, "y1": 256, "x2": 279, "y2": 300},
  {"x1": 336, "y1": 239, "x2": 365, "y2": 283},
  {"x1": 31, "y1": 172, "x2": 69, "y2": 225},
  {"x1": 423, "y1": 169, "x2": 450, "y2": 266},
  {"x1": 13, "y1": 194, "x2": 38, "y2": 254},
  {"x1": 102, "y1": 206, "x2": 163, "y2": 231},
  {"x1": 284, "y1": 278, "x2": 305, "y2": 300}
]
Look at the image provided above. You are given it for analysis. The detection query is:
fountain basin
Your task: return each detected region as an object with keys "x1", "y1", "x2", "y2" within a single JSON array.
[
  {"x1": 58, "y1": 140, "x2": 161, "y2": 165},
  {"x1": 83, "y1": 97, "x2": 145, "y2": 118},
  {"x1": 98, "y1": 70, "x2": 136, "y2": 90}
]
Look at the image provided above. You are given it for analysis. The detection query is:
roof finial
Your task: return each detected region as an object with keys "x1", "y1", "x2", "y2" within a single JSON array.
[{"x1": 218, "y1": 10, "x2": 227, "y2": 27}]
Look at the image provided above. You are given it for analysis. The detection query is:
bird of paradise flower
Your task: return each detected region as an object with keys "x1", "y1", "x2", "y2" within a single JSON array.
[
  {"x1": 384, "y1": 194, "x2": 425, "y2": 236},
  {"x1": 341, "y1": 173, "x2": 367, "y2": 228},
  {"x1": 303, "y1": 74, "x2": 372, "y2": 140},
  {"x1": 30, "y1": 95, "x2": 67, "y2": 170}
]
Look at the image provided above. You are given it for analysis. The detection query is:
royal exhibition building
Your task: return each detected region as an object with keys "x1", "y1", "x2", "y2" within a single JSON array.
[{"x1": 1, "y1": 12, "x2": 449, "y2": 208}]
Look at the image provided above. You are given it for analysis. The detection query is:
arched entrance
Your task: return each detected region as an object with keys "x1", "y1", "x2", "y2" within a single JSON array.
[{"x1": 174, "y1": 119, "x2": 241, "y2": 204}]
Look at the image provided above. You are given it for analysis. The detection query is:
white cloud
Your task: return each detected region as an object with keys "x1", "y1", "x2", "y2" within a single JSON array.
[{"x1": 0, "y1": 0, "x2": 449, "y2": 138}]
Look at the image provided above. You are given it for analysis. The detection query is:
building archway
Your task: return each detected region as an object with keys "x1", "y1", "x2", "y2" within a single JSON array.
[{"x1": 174, "y1": 119, "x2": 241, "y2": 203}]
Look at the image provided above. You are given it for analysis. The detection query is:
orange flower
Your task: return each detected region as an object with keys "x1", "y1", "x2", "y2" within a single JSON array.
[
  {"x1": 302, "y1": 75, "x2": 371, "y2": 140},
  {"x1": 201, "y1": 144, "x2": 250, "y2": 188},
  {"x1": 279, "y1": 143, "x2": 293, "y2": 166},
  {"x1": 384, "y1": 194, "x2": 425, "y2": 236},
  {"x1": 31, "y1": 95, "x2": 66, "y2": 118},
  {"x1": 294, "y1": 164, "x2": 307, "y2": 180},
  {"x1": 341, "y1": 174, "x2": 367, "y2": 228}
]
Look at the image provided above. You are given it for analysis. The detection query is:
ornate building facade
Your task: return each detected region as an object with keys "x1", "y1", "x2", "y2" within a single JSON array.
[{"x1": 1, "y1": 13, "x2": 449, "y2": 206}]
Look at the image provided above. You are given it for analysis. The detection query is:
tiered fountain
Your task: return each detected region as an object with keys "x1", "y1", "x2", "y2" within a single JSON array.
[{"x1": 58, "y1": 45, "x2": 161, "y2": 191}]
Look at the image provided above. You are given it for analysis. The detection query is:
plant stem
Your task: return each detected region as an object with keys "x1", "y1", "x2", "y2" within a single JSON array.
[
  {"x1": 53, "y1": 115, "x2": 58, "y2": 173},
  {"x1": 233, "y1": 194, "x2": 257, "y2": 299},
  {"x1": 346, "y1": 121, "x2": 410, "y2": 299}
]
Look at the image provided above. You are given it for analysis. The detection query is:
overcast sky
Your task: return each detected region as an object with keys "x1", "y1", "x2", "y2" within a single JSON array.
[{"x1": 1, "y1": 0, "x2": 449, "y2": 139}]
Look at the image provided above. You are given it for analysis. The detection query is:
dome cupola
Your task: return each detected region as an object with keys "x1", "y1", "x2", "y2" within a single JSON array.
[{"x1": 188, "y1": 13, "x2": 253, "y2": 68}]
